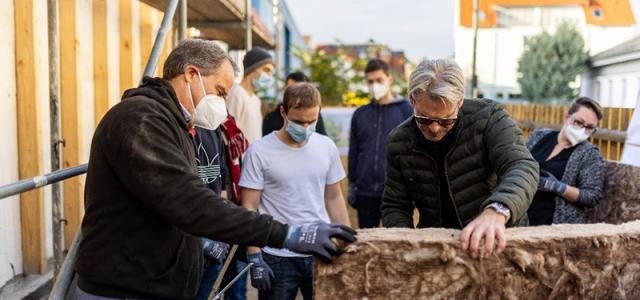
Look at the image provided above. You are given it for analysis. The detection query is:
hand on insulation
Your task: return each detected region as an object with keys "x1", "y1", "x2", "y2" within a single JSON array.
[{"x1": 459, "y1": 208, "x2": 507, "y2": 258}]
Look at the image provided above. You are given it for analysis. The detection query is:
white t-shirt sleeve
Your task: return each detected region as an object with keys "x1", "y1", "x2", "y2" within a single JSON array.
[
  {"x1": 227, "y1": 87, "x2": 246, "y2": 124},
  {"x1": 326, "y1": 140, "x2": 346, "y2": 185},
  {"x1": 239, "y1": 144, "x2": 264, "y2": 190}
]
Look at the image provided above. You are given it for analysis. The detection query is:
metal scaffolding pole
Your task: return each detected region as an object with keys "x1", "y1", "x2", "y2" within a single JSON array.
[
  {"x1": 141, "y1": 0, "x2": 181, "y2": 80},
  {"x1": 245, "y1": 0, "x2": 252, "y2": 50},
  {"x1": 273, "y1": 0, "x2": 282, "y2": 95},
  {"x1": 177, "y1": 0, "x2": 187, "y2": 41},
  {"x1": 47, "y1": 230, "x2": 81, "y2": 300},
  {"x1": 47, "y1": 0, "x2": 64, "y2": 277},
  {"x1": 471, "y1": 0, "x2": 480, "y2": 98}
]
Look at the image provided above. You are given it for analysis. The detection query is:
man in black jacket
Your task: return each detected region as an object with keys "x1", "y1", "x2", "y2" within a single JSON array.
[
  {"x1": 75, "y1": 39, "x2": 356, "y2": 300},
  {"x1": 381, "y1": 59, "x2": 537, "y2": 259}
]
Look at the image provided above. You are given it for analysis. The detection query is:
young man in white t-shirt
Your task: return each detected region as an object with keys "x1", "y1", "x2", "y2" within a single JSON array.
[{"x1": 240, "y1": 82, "x2": 351, "y2": 299}]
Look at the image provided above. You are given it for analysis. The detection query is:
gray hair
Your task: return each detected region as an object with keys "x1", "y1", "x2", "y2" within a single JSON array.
[
  {"x1": 408, "y1": 59, "x2": 465, "y2": 107},
  {"x1": 162, "y1": 39, "x2": 237, "y2": 80}
]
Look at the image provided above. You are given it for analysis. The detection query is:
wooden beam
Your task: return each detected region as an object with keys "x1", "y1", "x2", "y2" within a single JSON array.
[
  {"x1": 60, "y1": 0, "x2": 85, "y2": 249},
  {"x1": 14, "y1": 0, "x2": 47, "y2": 274},
  {"x1": 190, "y1": 20, "x2": 246, "y2": 29},
  {"x1": 92, "y1": 0, "x2": 120, "y2": 124},
  {"x1": 93, "y1": 0, "x2": 111, "y2": 125},
  {"x1": 119, "y1": 0, "x2": 141, "y2": 93},
  {"x1": 516, "y1": 120, "x2": 627, "y2": 143},
  {"x1": 139, "y1": 2, "x2": 155, "y2": 75}
]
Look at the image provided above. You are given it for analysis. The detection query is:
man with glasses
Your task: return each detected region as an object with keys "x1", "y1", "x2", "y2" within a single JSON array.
[
  {"x1": 526, "y1": 97, "x2": 605, "y2": 225},
  {"x1": 381, "y1": 59, "x2": 539, "y2": 259},
  {"x1": 348, "y1": 59, "x2": 412, "y2": 228}
]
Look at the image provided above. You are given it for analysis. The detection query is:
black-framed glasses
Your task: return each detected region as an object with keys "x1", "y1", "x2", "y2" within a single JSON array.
[
  {"x1": 569, "y1": 116, "x2": 597, "y2": 134},
  {"x1": 414, "y1": 115, "x2": 457, "y2": 127}
]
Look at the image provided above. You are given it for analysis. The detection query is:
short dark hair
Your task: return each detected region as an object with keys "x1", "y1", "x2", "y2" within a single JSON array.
[
  {"x1": 286, "y1": 71, "x2": 310, "y2": 83},
  {"x1": 162, "y1": 39, "x2": 235, "y2": 80},
  {"x1": 282, "y1": 82, "x2": 321, "y2": 113},
  {"x1": 365, "y1": 58, "x2": 390, "y2": 75},
  {"x1": 568, "y1": 97, "x2": 603, "y2": 120}
]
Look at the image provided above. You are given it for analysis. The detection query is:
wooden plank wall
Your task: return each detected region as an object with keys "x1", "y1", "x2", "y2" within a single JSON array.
[
  {"x1": 14, "y1": 0, "x2": 56, "y2": 275},
  {"x1": 0, "y1": 0, "x2": 22, "y2": 286},
  {"x1": 3, "y1": 0, "x2": 175, "y2": 275}
]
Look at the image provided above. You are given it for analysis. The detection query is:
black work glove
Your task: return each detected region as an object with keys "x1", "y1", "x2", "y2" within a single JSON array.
[
  {"x1": 282, "y1": 223, "x2": 357, "y2": 262},
  {"x1": 247, "y1": 252, "x2": 274, "y2": 291},
  {"x1": 202, "y1": 239, "x2": 230, "y2": 263}
]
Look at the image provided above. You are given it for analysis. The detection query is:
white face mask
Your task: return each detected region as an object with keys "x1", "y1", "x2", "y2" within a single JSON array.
[
  {"x1": 187, "y1": 72, "x2": 228, "y2": 130},
  {"x1": 368, "y1": 82, "x2": 388, "y2": 101},
  {"x1": 563, "y1": 122, "x2": 590, "y2": 146}
]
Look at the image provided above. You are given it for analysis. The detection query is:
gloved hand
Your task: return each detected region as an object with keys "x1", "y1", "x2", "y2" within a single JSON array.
[
  {"x1": 247, "y1": 252, "x2": 274, "y2": 291},
  {"x1": 202, "y1": 239, "x2": 230, "y2": 263},
  {"x1": 538, "y1": 170, "x2": 567, "y2": 195},
  {"x1": 347, "y1": 183, "x2": 357, "y2": 208},
  {"x1": 282, "y1": 223, "x2": 357, "y2": 262}
]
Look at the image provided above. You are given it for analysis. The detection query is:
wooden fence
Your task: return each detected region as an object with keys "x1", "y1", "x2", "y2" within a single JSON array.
[{"x1": 503, "y1": 103, "x2": 635, "y2": 161}]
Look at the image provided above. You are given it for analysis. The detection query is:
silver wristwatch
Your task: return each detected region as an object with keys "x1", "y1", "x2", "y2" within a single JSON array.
[{"x1": 486, "y1": 202, "x2": 511, "y2": 222}]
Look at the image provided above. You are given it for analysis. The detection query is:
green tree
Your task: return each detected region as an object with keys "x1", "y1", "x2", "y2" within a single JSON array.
[
  {"x1": 293, "y1": 47, "x2": 351, "y2": 105},
  {"x1": 517, "y1": 22, "x2": 587, "y2": 103}
]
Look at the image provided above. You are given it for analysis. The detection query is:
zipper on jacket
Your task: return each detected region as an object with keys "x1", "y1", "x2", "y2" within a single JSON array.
[
  {"x1": 443, "y1": 151, "x2": 464, "y2": 228},
  {"x1": 373, "y1": 105, "x2": 383, "y2": 177},
  {"x1": 411, "y1": 132, "x2": 464, "y2": 228},
  {"x1": 410, "y1": 149, "x2": 444, "y2": 227}
]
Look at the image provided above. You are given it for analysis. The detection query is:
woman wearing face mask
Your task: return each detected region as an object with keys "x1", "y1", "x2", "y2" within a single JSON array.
[{"x1": 525, "y1": 97, "x2": 605, "y2": 225}]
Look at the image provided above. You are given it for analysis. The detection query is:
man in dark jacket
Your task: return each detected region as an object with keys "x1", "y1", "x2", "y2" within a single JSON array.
[
  {"x1": 76, "y1": 39, "x2": 356, "y2": 300},
  {"x1": 348, "y1": 59, "x2": 412, "y2": 228},
  {"x1": 381, "y1": 59, "x2": 538, "y2": 258}
]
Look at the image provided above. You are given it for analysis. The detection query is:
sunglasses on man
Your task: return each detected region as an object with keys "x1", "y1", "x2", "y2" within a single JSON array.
[{"x1": 414, "y1": 115, "x2": 457, "y2": 127}]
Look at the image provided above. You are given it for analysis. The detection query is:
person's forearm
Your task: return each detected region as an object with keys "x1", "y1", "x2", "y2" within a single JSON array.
[
  {"x1": 560, "y1": 185, "x2": 580, "y2": 203},
  {"x1": 326, "y1": 197, "x2": 351, "y2": 226},
  {"x1": 242, "y1": 196, "x2": 264, "y2": 253},
  {"x1": 247, "y1": 246, "x2": 262, "y2": 254}
]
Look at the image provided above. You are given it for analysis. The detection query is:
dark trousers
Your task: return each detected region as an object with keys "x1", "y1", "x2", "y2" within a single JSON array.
[
  {"x1": 258, "y1": 253, "x2": 313, "y2": 300},
  {"x1": 355, "y1": 195, "x2": 382, "y2": 228}
]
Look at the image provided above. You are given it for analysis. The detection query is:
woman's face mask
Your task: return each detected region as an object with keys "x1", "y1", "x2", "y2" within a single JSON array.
[{"x1": 563, "y1": 116, "x2": 591, "y2": 146}]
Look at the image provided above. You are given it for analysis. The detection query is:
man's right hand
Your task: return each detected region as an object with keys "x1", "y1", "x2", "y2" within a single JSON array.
[
  {"x1": 282, "y1": 223, "x2": 357, "y2": 262},
  {"x1": 247, "y1": 252, "x2": 274, "y2": 291}
]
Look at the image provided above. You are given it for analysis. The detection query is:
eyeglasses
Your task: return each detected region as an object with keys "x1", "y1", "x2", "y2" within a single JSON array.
[
  {"x1": 414, "y1": 115, "x2": 457, "y2": 127},
  {"x1": 569, "y1": 116, "x2": 597, "y2": 134}
]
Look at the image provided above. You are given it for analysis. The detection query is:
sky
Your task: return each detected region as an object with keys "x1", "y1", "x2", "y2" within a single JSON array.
[
  {"x1": 287, "y1": 0, "x2": 640, "y2": 64},
  {"x1": 286, "y1": 0, "x2": 455, "y2": 63}
]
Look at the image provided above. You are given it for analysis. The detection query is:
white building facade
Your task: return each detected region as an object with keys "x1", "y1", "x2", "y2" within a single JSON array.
[{"x1": 453, "y1": 3, "x2": 636, "y2": 101}]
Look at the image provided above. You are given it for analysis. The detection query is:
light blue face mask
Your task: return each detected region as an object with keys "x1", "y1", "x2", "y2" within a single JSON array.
[
  {"x1": 286, "y1": 119, "x2": 316, "y2": 143},
  {"x1": 252, "y1": 73, "x2": 275, "y2": 90}
]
